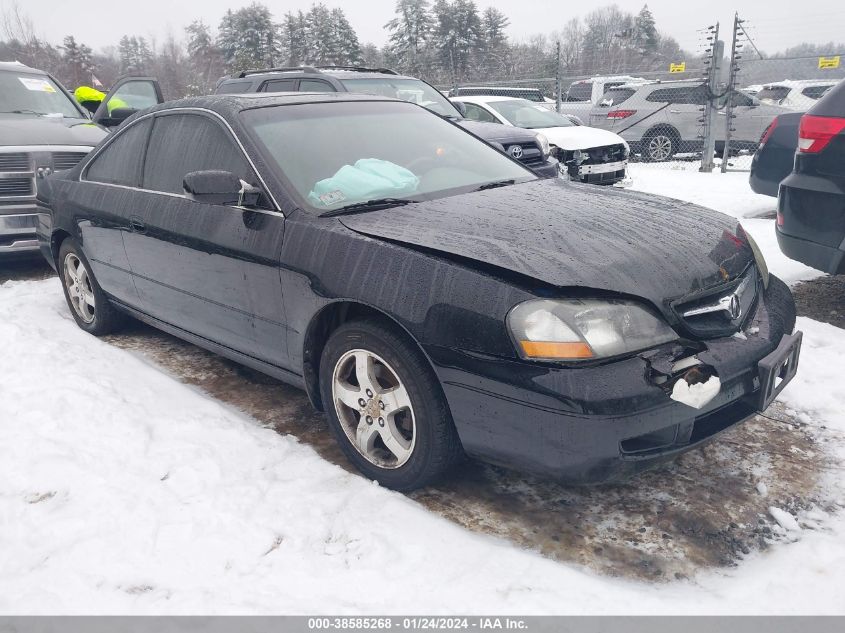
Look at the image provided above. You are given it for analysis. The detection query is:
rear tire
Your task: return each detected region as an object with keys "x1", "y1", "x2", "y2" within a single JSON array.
[
  {"x1": 642, "y1": 129, "x2": 678, "y2": 162},
  {"x1": 319, "y1": 319, "x2": 463, "y2": 491},
  {"x1": 58, "y1": 237, "x2": 124, "y2": 336}
]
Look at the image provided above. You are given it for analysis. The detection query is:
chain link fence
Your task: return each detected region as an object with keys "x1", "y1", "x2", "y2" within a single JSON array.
[{"x1": 437, "y1": 16, "x2": 844, "y2": 176}]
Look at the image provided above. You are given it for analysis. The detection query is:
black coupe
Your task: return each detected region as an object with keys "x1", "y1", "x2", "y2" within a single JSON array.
[{"x1": 37, "y1": 90, "x2": 802, "y2": 491}]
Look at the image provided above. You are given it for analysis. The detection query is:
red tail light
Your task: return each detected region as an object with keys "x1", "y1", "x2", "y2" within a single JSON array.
[
  {"x1": 759, "y1": 118, "x2": 778, "y2": 146},
  {"x1": 798, "y1": 114, "x2": 845, "y2": 153},
  {"x1": 606, "y1": 109, "x2": 636, "y2": 119}
]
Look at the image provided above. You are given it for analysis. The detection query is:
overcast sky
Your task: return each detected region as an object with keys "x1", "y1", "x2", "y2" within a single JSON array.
[{"x1": 7, "y1": 0, "x2": 845, "y2": 58}]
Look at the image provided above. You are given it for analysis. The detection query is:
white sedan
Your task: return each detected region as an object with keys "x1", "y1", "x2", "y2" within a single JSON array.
[{"x1": 452, "y1": 95, "x2": 631, "y2": 185}]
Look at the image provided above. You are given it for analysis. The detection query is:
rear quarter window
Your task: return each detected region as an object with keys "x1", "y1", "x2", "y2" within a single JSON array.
[
  {"x1": 217, "y1": 81, "x2": 254, "y2": 94},
  {"x1": 601, "y1": 88, "x2": 635, "y2": 106},
  {"x1": 85, "y1": 118, "x2": 152, "y2": 187}
]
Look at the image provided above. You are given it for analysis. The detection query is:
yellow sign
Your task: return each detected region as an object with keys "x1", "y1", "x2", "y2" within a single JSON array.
[
  {"x1": 819, "y1": 56, "x2": 841, "y2": 70},
  {"x1": 669, "y1": 62, "x2": 686, "y2": 73}
]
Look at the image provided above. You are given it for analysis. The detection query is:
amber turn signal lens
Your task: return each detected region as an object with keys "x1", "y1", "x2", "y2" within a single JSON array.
[{"x1": 519, "y1": 341, "x2": 594, "y2": 359}]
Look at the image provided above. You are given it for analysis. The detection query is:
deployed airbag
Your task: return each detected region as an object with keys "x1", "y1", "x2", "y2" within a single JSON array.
[{"x1": 308, "y1": 159, "x2": 419, "y2": 207}]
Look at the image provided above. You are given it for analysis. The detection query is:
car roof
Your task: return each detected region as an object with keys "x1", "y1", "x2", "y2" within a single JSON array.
[
  {"x1": 222, "y1": 66, "x2": 417, "y2": 83},
  {"x1": 457, "y1": 86, "x2": 541, "y2": 92},
  {"x1": 762, "y1": 79, "x2": 836, "y2": 89},
  {"x1": 452, "y1": 95, "x2": 529, "y2": 104},
  {"x1": 0, "y1": 61, "x2": 45, "y2": 75},
  {"x1": 138, "y1": 91, "x2": 400, "y2": 118},
  {"x1": 615, "y1": 79, "x2": 704, "y2": 90}
]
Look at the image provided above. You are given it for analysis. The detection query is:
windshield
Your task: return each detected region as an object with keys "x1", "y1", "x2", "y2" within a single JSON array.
[
  {"x1": 242, "y1": 101, "x2": 534, "y2": 213},
  {"x1": 565, "y1": 83, "x2": 593, "y2": 102},
  {"x1": 487, "y1": 99, "x2": 575, "y2": 129},
  {"x1": 339, "y1": 77, "x2": 461, "y2": 118},
  {"x1": 0, "y1": 71, "x2": 83, "y2": 118}
]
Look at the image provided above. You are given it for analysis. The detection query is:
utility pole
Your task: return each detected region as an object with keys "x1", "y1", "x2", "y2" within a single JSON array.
[
  {"x1": 699, "y1": 23, "x2": 722, "y2": 173},
  {"x1": 555, "y1": 40, "x2": 562, "y2": 114},
  {"x1": 721, "y1": 13, "x2": 742, "y2": 173}
]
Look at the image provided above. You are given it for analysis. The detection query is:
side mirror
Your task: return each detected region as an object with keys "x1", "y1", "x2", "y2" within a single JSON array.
[
  {"x1": 452, "y1": 100, "x2": 467, "y2": 117},
  {"x1": 79, "y1": 100, "x2": 100, "y2": 115},
  {"x1": 183, "y1": 170, "x2": 261, "y2": 207},
  {"x1": 99, "y1": 107, "x2": 138, "y2": 128}
]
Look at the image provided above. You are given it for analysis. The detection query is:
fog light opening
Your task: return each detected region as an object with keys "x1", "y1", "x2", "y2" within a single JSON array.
[{"x1": 670, "y1": 364, "x2": 721, "y2": 410}]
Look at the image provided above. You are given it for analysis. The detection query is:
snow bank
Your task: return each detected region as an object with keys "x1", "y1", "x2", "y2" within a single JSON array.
[{"x1": 2, "y1": 278, "x2": 844, "y2": 614}]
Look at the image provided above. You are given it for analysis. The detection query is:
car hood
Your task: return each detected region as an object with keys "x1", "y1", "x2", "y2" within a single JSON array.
[
  {"x1": 540, "y1": 125, "x2": 627, "y2": 150},
  {"x1": 338, "y1": 179, "x2": 754, "y2": 315},
  {"x1": 457, "y1": 119, "x2": 538, "y2": 145},
  {"x1": 0, "y1": 114, "x2": 107, "y2": 147}
]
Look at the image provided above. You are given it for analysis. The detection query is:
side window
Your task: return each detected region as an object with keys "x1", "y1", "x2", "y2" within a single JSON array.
[
  {"x1": 802, "y1": 86, "x2": 831, "y2": 100},
  {"x1": 85, "y1": 118, "x2": 152, "y2": 186},
  {"x1": 300, "y1": 79, "x2": 336, "y2": 92},
  {"x1": 104, "y1": 79, "x2": 160, "y2": 112},
  {"x1": 729, "y1": 90, "x2": 753, "y2": 107},
  {"x1": 648, "y1": 86, "x2": 706, "y2": 105},
  {"x1": 142, "y1": 113, "x2": 255, "y2": 197},
  {"x1": 262, "y1": 79, "x2": 297, "y2": 92},
  {"x1": 462, "y1": 102, "x2": 497, "y2": 123}
]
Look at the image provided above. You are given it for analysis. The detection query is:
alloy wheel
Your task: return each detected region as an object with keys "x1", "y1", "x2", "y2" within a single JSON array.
[
  {"x1": 63, "y1": 253, "x2": 96, "y2": 324},
  {"x1": 647, "y1": 135, "x2": 673, "y2": 161},
  {"x1": 331, "y1": 349, "x2": 416, "y2": 469}
]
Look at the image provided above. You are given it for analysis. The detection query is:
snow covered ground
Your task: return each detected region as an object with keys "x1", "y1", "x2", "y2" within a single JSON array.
[{"x1": 1, "y1": 166, "x2": 844, "y2": 614}]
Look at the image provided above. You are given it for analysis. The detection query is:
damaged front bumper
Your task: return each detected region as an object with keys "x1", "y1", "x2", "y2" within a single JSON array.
[{"x1": 427, "y1": 276, "x2": 801, "y2": 484}]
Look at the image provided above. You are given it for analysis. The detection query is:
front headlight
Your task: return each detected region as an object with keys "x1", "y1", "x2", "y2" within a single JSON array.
[
  {"x1": 508, "y1": 298, "x2": 678, "y2": 362},
  {"x1": 536, "y1": 133, "x2": 550, "y2": 159}
]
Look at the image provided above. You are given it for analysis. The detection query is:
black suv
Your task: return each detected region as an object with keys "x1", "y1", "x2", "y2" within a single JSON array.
[
  {"x1": 777, "y1": 79, "x2": 845, "y2": 274},
  {"x1": 215, "y1": 66, "x2": 560, "y2": 178}
]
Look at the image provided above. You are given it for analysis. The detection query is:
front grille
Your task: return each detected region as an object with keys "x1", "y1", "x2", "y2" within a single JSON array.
[
  {"x1": 0, "y1": 152, "x2": 31, "y2": 172},
  {"x1": 52, "y1": 151, "x2": 89, "y2": 171},
  {"x1": 559, "y1": 143, "x2": 628, "y2": 166},
  {"x1": 672, "y1": 265, "x2": 759, "y2": 338},
  {"x1": 0, "y1": 178, "x2": 34, "y2": 196},
  {"x1": 504, "y1": 142, "x2": 544, "y2": 166}
]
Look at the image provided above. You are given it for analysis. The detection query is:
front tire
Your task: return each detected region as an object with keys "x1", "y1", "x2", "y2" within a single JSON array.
[
  {"x1": 319, "y1": 319, "x2": 462, "y2": 491},
  {"x1": 58, "y1": 237, "x2": 123, "y2": 335}
]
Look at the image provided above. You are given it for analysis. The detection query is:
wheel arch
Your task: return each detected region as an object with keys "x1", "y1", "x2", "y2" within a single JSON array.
[
  {"x1": 643, "y1": 123, "x2": 681, "y2": 141},
  {"x1": 302, "y1": 300, "x2": 438, "y2": 412},
  {"x1": 50, "y1": 228, "x2": 73, "y2": 265}
]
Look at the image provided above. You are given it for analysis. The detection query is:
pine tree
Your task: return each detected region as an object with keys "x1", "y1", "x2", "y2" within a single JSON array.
[
  {"x1": 479, "y1": 7, "x2": 509, "y2": 78},
  {"x1": 185, "y1": 20, "x2": 223, "y2": 95},
  {"x1": 433, "y1": 0, "x2": 480, "y2": 83},
  {"x1": 634, "y1": 4, "x2": 658, "y2": 55},
  {"x1": 385, "y1": 0, "x2": 433, "y2": 75},
  {"x1": 60, "y1": 35, "x2": 94, "y2": 88},
  {"x1": 330, "y1": 8, "x2": 362, "y2": 65},
  {"x1": 304, "y1": 3, "x2": 334, "y2": 65},
  {"x1": 282, "y1": 11, "x2": 309, "y2": 65},
  {"x1": 217, "y1": 3, "x2": 280, "y2": 74}
]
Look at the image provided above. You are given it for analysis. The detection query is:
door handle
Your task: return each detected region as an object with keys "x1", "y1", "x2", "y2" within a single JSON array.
[{"x1": 129, "y1": 216, "x2": 146, "y2": 233}]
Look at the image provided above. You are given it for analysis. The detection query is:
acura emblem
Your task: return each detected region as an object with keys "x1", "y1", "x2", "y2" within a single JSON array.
[
  {"x1": 508, "y1": 145, "x2": 524, "y2": 159},
  {"x1": 728, "y1": 293, "x2": 742, "y2": 320}
]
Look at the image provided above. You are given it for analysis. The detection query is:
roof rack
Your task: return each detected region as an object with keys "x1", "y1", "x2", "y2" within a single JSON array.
[
  {"x1": 313, "y1": 65, "x2": 398, "y2": 75},
  {"x1": 236, "y1": 65, "x2": 399, "y2": 79},
  {"x1": 237, "y1": 66, "x2": 319, "y2": 78}
]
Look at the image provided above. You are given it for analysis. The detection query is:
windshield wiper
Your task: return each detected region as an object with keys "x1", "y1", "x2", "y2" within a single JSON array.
[
  {"x1": 0, "y1": 109, "x2": 45, "y2": 116},
  {"x1": 475, "y1": 179, "x2": 516, "y2": 191},
  {"x1": 320, "y1": 197, "x2": 419, "y2": 217}
]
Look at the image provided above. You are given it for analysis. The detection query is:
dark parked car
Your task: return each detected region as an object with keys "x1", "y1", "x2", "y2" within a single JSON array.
[
  {"x1": 750, "y1": 112, "x2": 803, "y2": 197},
  {"x1": 38, "y1": 92, "x2": 802, "y2": 491},
  {"x1": 777, "y1": 79, "x2": 845, "y2": 274},
  {"x1": 215, "y1": 66, "x2": 560, "y2": 178}
]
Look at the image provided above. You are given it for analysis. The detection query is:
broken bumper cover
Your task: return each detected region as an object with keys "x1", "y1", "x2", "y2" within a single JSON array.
[
  {"x1": 0, "y1": 210, "x2": 40, "y2": 255},
  {"x1": 427, "y1": 276, "x2": 800, "y2": 484}
]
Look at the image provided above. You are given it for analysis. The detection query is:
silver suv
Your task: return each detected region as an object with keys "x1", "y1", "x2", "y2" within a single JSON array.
[{"x1": 588, "y1": 79, "x2": 788, "y2": 162}]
